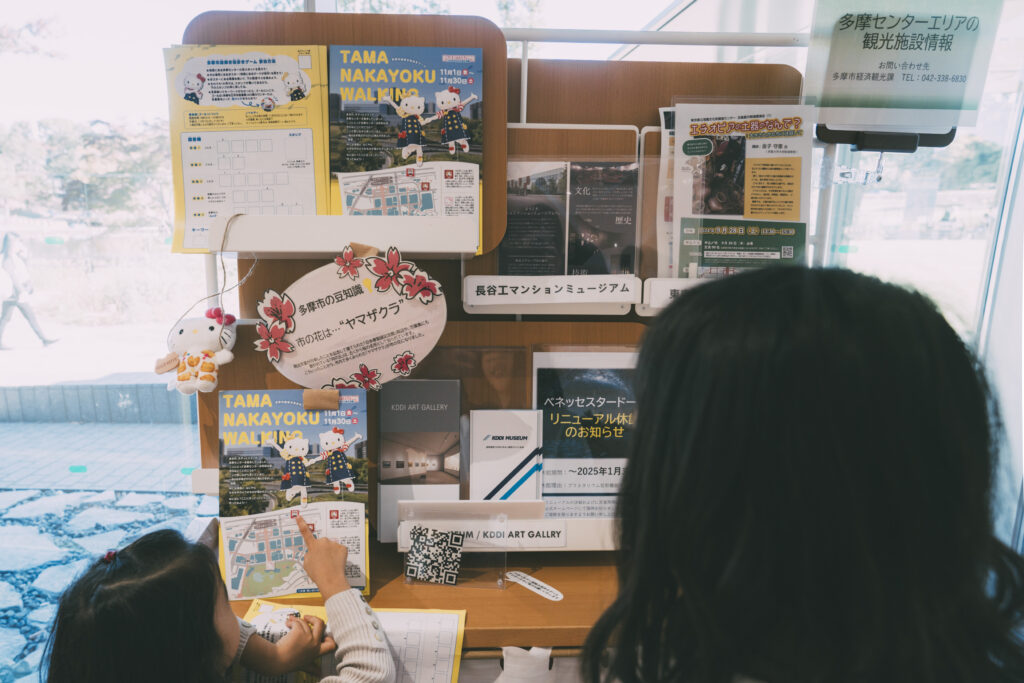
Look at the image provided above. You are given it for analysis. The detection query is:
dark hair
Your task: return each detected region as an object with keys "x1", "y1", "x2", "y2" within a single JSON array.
[
  {"x1": 583, "y1": 266, "x2": 1024, "y2": 683},
  {"x1": 44, "y1": 530, "x2": 228, "y2": 683}
]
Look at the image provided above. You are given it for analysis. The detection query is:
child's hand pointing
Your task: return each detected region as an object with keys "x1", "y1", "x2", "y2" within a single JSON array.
[{"x1": 296, "y1": 513, "x2": 351, "y2": 600}]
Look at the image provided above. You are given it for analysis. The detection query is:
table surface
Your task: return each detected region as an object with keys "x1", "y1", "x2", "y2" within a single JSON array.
[{"x1": 230, "y1": 540, "x2": 618, "y2": 649}]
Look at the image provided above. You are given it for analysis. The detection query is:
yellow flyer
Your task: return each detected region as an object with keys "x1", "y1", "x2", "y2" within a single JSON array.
[{"x1": 164, "y1": 45, "x2": 329, "y2": 253}]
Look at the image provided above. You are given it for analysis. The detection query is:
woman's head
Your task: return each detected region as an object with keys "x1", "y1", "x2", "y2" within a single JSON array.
[
  {"x1": 45, "y1": 530, "x2": 237, "y2": 683},
  {"x1": 584, "y1": 266, "x2": 1023, "y2": 683}
]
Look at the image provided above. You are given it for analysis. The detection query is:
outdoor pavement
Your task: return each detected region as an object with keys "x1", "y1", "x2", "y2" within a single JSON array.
[
  {"x1": 0, "y1": 423, "x2": 200, "y2": 492},
  {"x1": 0, "y1": 421, "x2": 209, "y2": 679}
]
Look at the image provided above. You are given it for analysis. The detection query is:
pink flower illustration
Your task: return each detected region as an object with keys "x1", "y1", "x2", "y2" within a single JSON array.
[
  {"x1": 366, "y1": 246, "x2": 414, "y2": 294},
  {"x1": 335, "y1": 245, "x2": 363, "y2": 280},
  {"x1": 351, "y1": 364, "x2": 382, "y2": 391},
  {"x1": 391, "y1": 351, "x2": 417, "y2": 376},
  {"x1": 257, "y1": 289, "x2": 296, "y2": 333},
  {"x1": 399, "y1": 271, "x2": 441, "y2": 304},
  {"x1": 325, "y1": 377, "x2": 360, "y2": 390},
  {"x1": 254, "y1": 320, "x2": 294, "y2": 363}
]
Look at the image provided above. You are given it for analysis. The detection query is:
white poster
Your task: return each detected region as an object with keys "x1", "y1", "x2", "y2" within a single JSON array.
[
  {"x1": 252, "y1": 246, "x2": 446, "y2": 390},
  {"x1": 673, "y1": 103, "x2": 814, "y2": 277}
]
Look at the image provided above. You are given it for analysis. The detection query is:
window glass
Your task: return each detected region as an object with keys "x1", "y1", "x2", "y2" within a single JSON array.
[{"x1": 0, "y1": 1, "x2": 251, "y2": 678}]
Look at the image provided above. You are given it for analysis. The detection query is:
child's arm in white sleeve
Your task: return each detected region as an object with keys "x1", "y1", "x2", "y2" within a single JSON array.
[{"x1": 321, "y1": 589, "x2": 396, "y2": 683}]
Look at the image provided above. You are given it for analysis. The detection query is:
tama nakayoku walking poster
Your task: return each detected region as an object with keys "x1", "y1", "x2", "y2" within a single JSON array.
[
  {"x1": 217, "y1": 389, "x2": 369, "y2": 600},
  {"x1": 328, "y1": 46, "x2": 482, "y2": 222},
  {"x1": 672, "y1": 104, "x2": 814, "y2": 279}
]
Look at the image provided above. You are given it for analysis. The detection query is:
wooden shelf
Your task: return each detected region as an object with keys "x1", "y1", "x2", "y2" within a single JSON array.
[
  {"x1": 187, "y1": 10, "x2": 804, "y2": 654},
  {"x1": 199, "y1": 320, "x2": 645, "y2": 469}
]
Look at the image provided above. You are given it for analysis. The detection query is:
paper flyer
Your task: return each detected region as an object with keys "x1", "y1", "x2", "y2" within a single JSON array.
[
  {"x1": 374, "y1": 608, "x2": 467, "y2": 683},
  {"x1": 219, "y1": 502, "x2": 368, "y2": 601},
  {"x1": 378, "y1": 379, "x2": 461, "y2": 543},
  {"x1": 532, "y1": 351, "x2": 637, "y2": 519},
  {"x1": 657, "y1": 107, "x2": 676, "y2": 278},
  {"x1": 469, "y1": 410, "x2": 543, "y2": 501},
  {"x1": 234, "y1": 600, "x2": 330, "y2": 682},
  {"x1": 567, "y1": 161, "x2": 639, "y2": 275},
  {"x1": 499, "y1": 160, "x2": 639, "y2": 276},
  {"x1": 217, "y1": 389, "x2": 369, "y2": 599},
  {"x1": 672, "y1": 103, "x2": 814, "y2": 277},
  {"x1": 500, "y1": 161, "x2": 568, "y2": 275},
  {"x1": 218, "y1": 389, "x2": 369, "y2": 512},
  {"x1": 164, "y1": 45, "x2": 330, "y2": 252},
  {"x1": 328, "y1": 46, "x2": 482, "y2": 221}
]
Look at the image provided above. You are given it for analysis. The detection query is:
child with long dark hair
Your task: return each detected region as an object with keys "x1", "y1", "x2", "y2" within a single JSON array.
[
  {"x1": 583, "y1": 266, "x2": 1024, "y2": 683},
  {"x1": 44, "y1": 515, "x2": 394, "y2": 683}
]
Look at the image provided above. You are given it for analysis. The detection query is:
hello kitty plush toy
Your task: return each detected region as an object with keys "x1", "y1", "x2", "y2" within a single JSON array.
[
  {"x1": 282, "y1": 72, "x2": 306, "y2": 101},
  {"x1": 434, "y1": 86, "x2": 477, "y2": 155},
  {"x1": 183, "y1": 73, "x2": 205, "y2": 104},
  {"x1": 158, "y1": 308, "x2": 237, "y2": 395},
  {"x1": 382, "y1": 94, "x2": 435, "y2": 166},
  {"x1": 318, "y1": 428, "x2": 363, "y2": 493}
]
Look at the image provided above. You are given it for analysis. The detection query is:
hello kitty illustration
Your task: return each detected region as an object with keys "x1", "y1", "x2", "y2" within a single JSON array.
[
  {"x1": 381, "y1": 94, "x2": 436, "y2": 166},
  {"x1": 183, "y1": 73, "x2": 206, "y2": 105},
  {"x1": 159, "y1": 308, "x2": 237, "y2": 395},
  {"x1": 268, "y1": 436, "x2": 312, "y2": 506},
  {"x1": 434, "y1": 86, "x2": 477, "y2": 155},
  {"x1": 318, "y1": 428, "x2": 363, "y2": 493},
  {"x1": 282, "y1": 72, "x2": 306, "y2": 101}
]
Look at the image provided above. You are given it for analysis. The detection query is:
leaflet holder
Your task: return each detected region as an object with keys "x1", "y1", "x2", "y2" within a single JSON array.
[
  {"x1": 463, "y1": 126, "x2": 643, "y2": 316},
  {"x1": 397, "y1": 500, "x2": 539, "y2": 589},
  {"x1": 638, "y1": 95, "x2": 812, "y2": 315}
]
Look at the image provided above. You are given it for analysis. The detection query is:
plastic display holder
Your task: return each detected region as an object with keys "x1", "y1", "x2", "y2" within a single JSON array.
[
  {"x1": 638, "y1": 95, "x2": 814, "y2": 315},
  {"x1": 206, "y1": 213, "x2": 479, "y2": 260},
  {"x1": 397, "y1": 500, "x2": 533, "y2": 590},
  {"x1": 464, "y1": 143, "x2": 643, "y2": 316}
]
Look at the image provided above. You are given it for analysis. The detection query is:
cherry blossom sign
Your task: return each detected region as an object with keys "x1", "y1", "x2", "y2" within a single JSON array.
[{"x1": 254, "y1": 245, "x2": 446, "y2": 390}]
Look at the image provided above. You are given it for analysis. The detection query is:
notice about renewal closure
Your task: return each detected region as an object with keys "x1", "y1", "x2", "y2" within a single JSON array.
[{"x1": 252, "y1": 245, "x2": 447, "y2": 390}]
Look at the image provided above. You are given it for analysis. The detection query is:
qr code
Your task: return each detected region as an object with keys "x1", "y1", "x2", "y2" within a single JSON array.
[
  {"x1": 782, "y1": 245, "x2": 794, "y2": 258},
  {"x1": 404, "y1": 525, "x2": 465, "y2": 586}
]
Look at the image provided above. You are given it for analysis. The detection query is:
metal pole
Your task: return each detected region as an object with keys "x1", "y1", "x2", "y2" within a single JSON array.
[
  {"x1": 520, "y1": 40, "x2": 529, "y2": 124},
  {"x1": 501, "y1": 28, "x2": 808, "y2": 48},
  {"x1": 813, "y1": 144, "x2": 837, "y2": 267}
]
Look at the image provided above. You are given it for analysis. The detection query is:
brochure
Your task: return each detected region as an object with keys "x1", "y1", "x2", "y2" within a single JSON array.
[
  {"x1": 499, "y1": 160, "x2": 639, "y2": 276},
  {"x1": 378, "y1": 379, "x2": 461, "y2": 543},
  {"x1": 469, "y1": 410, "x2": 542, "y2": 501},
  {"x1": 672, "y1": 103, "x2": 814, "y2": 277},
  {"x1": 500, "y1": 161, "x2": 567, "y2": 275},
  {"x1": 657, "y1": 107, "x2": 676, "y2": 278},
  {"x1": 328, "y1": 46, "x2": 482, "y2": 220},
  {"x1": 532, "y1": 351, "x2": 637, "y2": 519},
  {"x1": 218, "y1": 389, "x2": 369, "y2": 598},
  {"x1": 164, "y1": 45, "x2": 330, "y2": 252}
]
